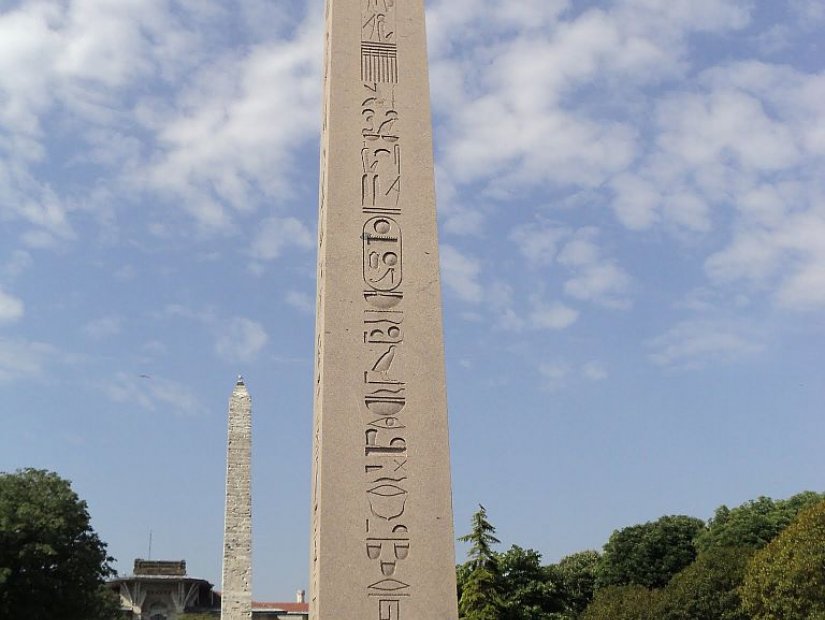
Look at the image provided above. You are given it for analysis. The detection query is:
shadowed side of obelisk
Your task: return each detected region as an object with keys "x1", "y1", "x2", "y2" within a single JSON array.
[
  {"x1": 310, "y1": 0, "x2": 459, "y2": 618},
  {"x1": 222, "y1": 377, "x2": 252, "y2": 620}
]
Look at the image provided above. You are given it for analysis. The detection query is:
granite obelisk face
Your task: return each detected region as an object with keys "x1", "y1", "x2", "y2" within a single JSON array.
[
  {"x1": 310, "y1": 1, "x2": 459, "y2": 618},
  {"x1": 222, "y1": 377, "x2": 252, "y2": 620}
]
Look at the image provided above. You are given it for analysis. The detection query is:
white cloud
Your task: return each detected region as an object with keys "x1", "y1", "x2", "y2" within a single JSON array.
[
  {"x1": 511, "y1": 222, "x2": 567, "y2": 266},
  {"x1": 104, "y1": 372, "x2": 202, "y2": 416},
  {"x1": 250, "y1": 216, "x2": 314, "y2": 262},
  {"x1": 0, "y1": 288, "x2": 24, "y2": 324},
  {"x1": 529, "y1": 301, "x2": 579, "y2": 330},
  {"x1": 539, "y1": 361, "x2": 571, "y2": 391},
  {"x1": 583, "y1": 360, "x2": 608, "y2": 381},
  {"x1": 0, "y1": 338, "x2": 56, "y2": 381},
  {"x1": 440, "y1": 244, "x2": 484, "y2": 303},
  {"x1": 215, "y1": 317, "x2": 269, "y2": 363},
  {"x1": 83, "y1": 316, "x2": 123, "y2": 339},
  {"x1": 2, "y1": 250, "x2": 32, "y2": 280},
  {"x1": 286, "y1": 290, "x2": 314, "y2": 315},
  {"x1": 647, "y1": 320, "x2": 764, "y2": 368},
  {"x1": 137, "y1": 25, "x2": 322, "y2": 229},
  {"x1": 558, "y1": 228, "x2": 631, "y2": 308}
]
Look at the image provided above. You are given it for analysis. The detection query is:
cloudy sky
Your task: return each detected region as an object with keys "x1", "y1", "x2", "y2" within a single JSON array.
[{"x1": 1, "y1": 0, "x2": 824, "y2": 602}]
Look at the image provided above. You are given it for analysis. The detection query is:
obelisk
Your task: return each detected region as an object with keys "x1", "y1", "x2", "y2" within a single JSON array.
[
  {"x1": 222, "y1": 377, "x2": 252, "y2": 620},
  {"x1": 310, "y1": 0, "x2": 459, "y2": 618}
]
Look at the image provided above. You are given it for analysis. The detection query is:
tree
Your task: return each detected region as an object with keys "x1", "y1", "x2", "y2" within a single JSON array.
[
  {"x1": 655, "y1": 546, "x2": 753, "y2": 620},
  {"x1": 498, "y1": 545, "x2": 563, "y2": 619},
  {"x1": 581, "y1": 585, "x2": 660, "y2": 620},
  {"x1": 550, "y1": 550, "x2": 600, "y2": 616},
  {"x1": 458, "y1": 505, "x2": 505, "y2": 619},
  {"x1": 695, "y1": 491, "x2": 824, "y2": 552},
  {"x1": 597, "y1": 515, "x2": 705, "y2": 589},
  {"x1": 0, "y1": 468, "x2": 119, "y2": 620},
  {"x1": 740, "y1": 499, "x2": 825, "y2": 619}
]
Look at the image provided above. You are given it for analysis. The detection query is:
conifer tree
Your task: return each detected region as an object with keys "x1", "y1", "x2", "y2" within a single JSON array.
[{"x1": 458, "y1": 505, "x2": 506, "y2": 619}]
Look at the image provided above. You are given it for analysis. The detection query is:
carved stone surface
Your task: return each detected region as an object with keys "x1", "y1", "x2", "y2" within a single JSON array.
[
  {"x1": 222, "y1": 377, "x2": 253, "y2": 620},
  {"x1": 310, "y1": 1, "x2": 459, "y2": 618}
]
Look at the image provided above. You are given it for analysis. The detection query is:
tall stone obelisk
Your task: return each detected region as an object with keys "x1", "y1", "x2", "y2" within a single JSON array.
[
  {"x1": 222, "y1": 377, "x2": 252, "y2": 620},
  {"x1": 310, "y1": 0, "x2": 459, "y2": 618}
]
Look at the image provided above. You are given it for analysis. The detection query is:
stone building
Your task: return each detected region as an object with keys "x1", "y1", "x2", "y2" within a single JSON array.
[{"x1": 109, "y1": 560, "x2": 308, "y2": 620}]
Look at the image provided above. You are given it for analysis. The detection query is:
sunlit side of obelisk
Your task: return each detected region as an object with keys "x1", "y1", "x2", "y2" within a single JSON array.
[
  {"x1": 310, "y1": 0, "x2": 459, "y2": 618},
  {"x1": 222, "y1": 377, "x2": 252, "y2": 620}
]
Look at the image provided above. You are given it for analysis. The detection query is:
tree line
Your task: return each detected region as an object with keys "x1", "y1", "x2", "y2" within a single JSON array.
[
  {"x1": 3, "y1": 468, "x2": 824, "y2": 619},
  {"x1": 457, "y1": 492, "x2": 825, "y2": 619}
]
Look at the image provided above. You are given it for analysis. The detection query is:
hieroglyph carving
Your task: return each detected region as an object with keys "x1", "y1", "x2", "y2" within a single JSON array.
[{"x1": 361, "y1": 2, "x2": 409, "y2": 616}]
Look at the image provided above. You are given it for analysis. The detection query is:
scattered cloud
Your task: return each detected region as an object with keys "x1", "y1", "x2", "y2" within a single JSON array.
[
  {"x1": 162, "y1": 305, "x2": 269, "y2": 363},
  {"x1": 511, "y1": 222, "x2": 567, "y2": 266},
  {"x1": 250, "y1": 216, "x2": 314, "y2": 263},
  {"x1": 440, "y1": 244, "x2": 484, "y2": 303},
  {"x1": 539, "y1": 361, "x2": 571, "y2": 391},
  {"x1": 2, "y1": 250, "x2": 32, "y2": 280},
  {"x1": 103, "y1": 372, "x2": 202, "y2": 416},
  {"x1": 0, "y1": 288, "x2": 24, "y2": 324},
  {"x1": 529, "y1": 301, "x2": 579, "y2": 330},
  {"x1": 286, "y1": 290, "x2": 314, "y2": 314},
  {"x1": 136, "y1": 24, "x2": 322, "y2": 230},
  {"x1": 647, "y1": 319, "x2": 764, "y2": 368},
  {"x1": 83, "y1": 316, "x2": 123, "y2": 339},
  {"x1": 582, "y1": 360, "x2": 608, "y2": 381},
  {"x1": 540, "y1": 359, "x2": 609, "y2": 390},
  {"x1": 0, "y1": 338, "x2": 56, "y2": 381},
  {"x1": 557, "y1": 228, "x2": 632, "y2": 309},
  {"x1": 215, "y1": 317, "x2": 269, "y2": 363}
]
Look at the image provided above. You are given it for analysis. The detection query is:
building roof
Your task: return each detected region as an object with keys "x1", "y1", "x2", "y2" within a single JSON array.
[
  {"x1": 109, "y1": 574, "x2": 213, "y2": 585},
  {"x1": 253, "y1": 601, "x2": 310, "y2": 613}
]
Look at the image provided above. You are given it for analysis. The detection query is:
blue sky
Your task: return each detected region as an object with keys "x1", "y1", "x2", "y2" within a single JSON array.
[{"x1": 1, "y1": 0, "x2": 824, "y2": 603}]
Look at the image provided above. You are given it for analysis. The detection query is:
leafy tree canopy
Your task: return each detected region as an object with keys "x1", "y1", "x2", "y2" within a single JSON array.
[
  {"x1": 655, "y1": 546, "x2": 753, "y2": 620},
  {"x1": 740, "y1": 499, "x2": 825, "y2": 619},
  {"x1": 695, "y1": 491, "x2": 824, "y2": 552},
  {"x1": 597, "y1": 515, "x2": 705, "y2": 589},
  {"x1": 498, "y1": 545, "x2": 563, "y2": 620},
  {"x1": 581, "y1": 585, "x2": 660, "y2": 620},
  {"x1": 549, "y1": 550, "x2": 600, "y2": 616},
  {"x1": 0, "y1": 468, "x2": 119, "y2": 620}
]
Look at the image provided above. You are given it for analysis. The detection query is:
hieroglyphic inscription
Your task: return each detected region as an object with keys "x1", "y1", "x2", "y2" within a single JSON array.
[
  {"x1": 362, "y1": 1, "x2": 398, "y2": 83},
  {"x1": 360, "y1": 2, "x2": 408, "y2": 617}
]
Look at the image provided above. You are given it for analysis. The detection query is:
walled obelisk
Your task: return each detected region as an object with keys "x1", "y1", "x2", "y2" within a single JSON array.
[
  {"x1": 222, "y1": 377, "x2": 252, "y2": 620},
  {"x1": 310, "y1": 0, "x2": 459, "y2": 618}
]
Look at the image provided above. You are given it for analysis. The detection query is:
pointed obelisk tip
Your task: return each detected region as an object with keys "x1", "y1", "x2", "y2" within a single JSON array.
[{"x1": 236, "y1": 375, "x2": 245, "y2": 386}]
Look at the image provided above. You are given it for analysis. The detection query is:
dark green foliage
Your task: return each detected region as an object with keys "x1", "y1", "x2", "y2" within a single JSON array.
[
  {"x1": 498, "y1": 545, "x2": 564, "y2": 619},
  {"x1": 549, "y1": 550, "x2": 600, "y2": 616},
  {"x1": 581, "y1": 585, "x2": 660, "y2": 620},
  {"x1": 695, "y1": 491, "x2": 824, "y2": 552},
  {"x1": 0, "y1": 468, "x2": 119, "y2": 620},
  {"x1": 597, "y1": 515, "x2": 705, "y2": 589},
  {"x1": 655, "y1": 546, "x2": 753, "y2": 620},
  {"x1": 740, "y1": 500, "x2": 825, "y2": 619},
  {"x1": 458, "y1": 505, "x2": 506, "y2": 619}
]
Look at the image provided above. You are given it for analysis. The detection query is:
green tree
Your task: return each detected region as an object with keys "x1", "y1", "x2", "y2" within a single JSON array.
[
  {"x1": 458, "y1": 505, "x2": 505, "y2": 620},
  {"x1": 695, "y1": 491, "x2": 824, "y2": 552},
  {"x1": 581, "y1": 585, "x2": 660, "y2": 620},
  {"x1": 655, "y1": 546, "x2": 753, "y2": 620},
  {"x1": 740, "y1": 499, "x2": 825, "y2": 619},
  {"x1": 0, "y1": 468, "x2": 119, "y2": 620},
  {"x1": 597, "y1": 515, "x2": 705, "y2": 590},
  {"x1": 550, "y1": 550, "x2": 600, "y2": 617},
  {"x1": 498, "y1": 545, "x2": 563, "y2": 619}
]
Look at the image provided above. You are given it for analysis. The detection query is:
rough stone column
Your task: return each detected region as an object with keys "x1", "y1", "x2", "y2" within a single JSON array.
[
  {"x1": 310, "y1": 0, "x2": 459, "y2": 618},
  {"x1": 222, "y1": 377, "x2": 252, "y2": 620}
]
